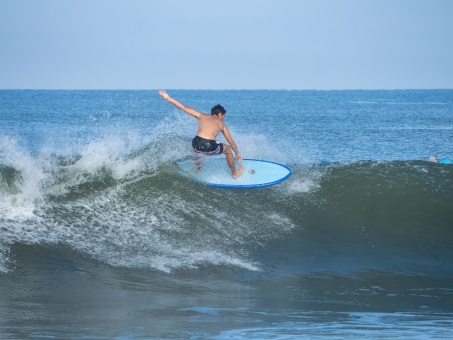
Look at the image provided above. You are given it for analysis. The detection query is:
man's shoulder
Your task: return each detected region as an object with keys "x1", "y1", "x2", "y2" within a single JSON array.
[{"x1": 198, "y1": 113, "x2": 211, "y2": 119}]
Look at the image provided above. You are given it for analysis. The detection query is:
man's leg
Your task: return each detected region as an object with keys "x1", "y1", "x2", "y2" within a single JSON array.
[
  {"x1": 222, "y1": 144, "x2": 244, "y2": 179},
  {"x1": 194, "y1": 153, "x2": 203, "y2": 170}
]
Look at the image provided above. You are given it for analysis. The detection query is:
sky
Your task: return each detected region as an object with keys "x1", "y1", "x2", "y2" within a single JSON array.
[{"x1": 1, "y1": 0, "x2": 452, "y2": 90}]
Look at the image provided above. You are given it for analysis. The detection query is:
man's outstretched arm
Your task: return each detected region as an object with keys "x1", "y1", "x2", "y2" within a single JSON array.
[{"x1": 158, "y1": 90, "x2": 203, "y2": 119}]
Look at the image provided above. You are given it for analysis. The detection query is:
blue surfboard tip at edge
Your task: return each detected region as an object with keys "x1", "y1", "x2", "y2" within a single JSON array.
[{"x1": 439, "y1": 158, "x2": 453, "y2": 164}]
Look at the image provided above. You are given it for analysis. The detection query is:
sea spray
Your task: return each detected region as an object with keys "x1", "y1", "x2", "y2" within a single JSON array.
[
  {"x1": 0, "y1": 128, "x2": 301, "y2": 273},
  {"x1": 0, "y1": 136, "x2": 46, "y2": 217}
]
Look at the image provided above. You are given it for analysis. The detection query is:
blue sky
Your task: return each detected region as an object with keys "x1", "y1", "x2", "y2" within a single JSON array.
[{"x1": 1, "y1": 0, "x2": 452, "y2": 90}]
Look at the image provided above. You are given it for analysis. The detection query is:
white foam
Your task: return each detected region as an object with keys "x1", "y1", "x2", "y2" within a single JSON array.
[
  {"x1": 0, "y1": 136, "x2": 46, "y2": 218},
  {"x1": 286, "y1": 177, "x2": 321, "y2": 194},
  {"x1": 0, "y1": 243, "x2": 11, "y2": 273},
  {"x1": 0, "y1": 113, "x2": 306, "y2": 273}
]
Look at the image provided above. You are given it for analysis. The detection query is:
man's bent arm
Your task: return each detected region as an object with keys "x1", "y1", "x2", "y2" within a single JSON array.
[
  {"x1": 222, "y1": 125, "x2": 242, "y2": 162},
  {"x1": 158, "y1": 90, "x2": 202, "y2": 119}
]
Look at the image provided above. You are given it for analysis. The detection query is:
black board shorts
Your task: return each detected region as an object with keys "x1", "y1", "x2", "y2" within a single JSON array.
[{"x1": 192, "y1": 136, "x2": 223, "y2": 155}]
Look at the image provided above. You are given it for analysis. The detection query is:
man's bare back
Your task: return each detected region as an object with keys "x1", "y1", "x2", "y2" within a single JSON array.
[
  {"x1": 196, "y1": 114, "x2": 225, "y2": 140},
  {"x1": 158, "y1": 90, "x2": 244, "y2": 179}
]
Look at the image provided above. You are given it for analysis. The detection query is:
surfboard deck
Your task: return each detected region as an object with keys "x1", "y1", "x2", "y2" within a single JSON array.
[{"x1": 176, "y1": 158, "x2": 292, "y2": 188}]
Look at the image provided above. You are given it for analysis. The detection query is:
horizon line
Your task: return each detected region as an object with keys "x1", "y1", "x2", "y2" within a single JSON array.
[{"x1": 1, "y1": 87, "x2": 452, "y2": 91}]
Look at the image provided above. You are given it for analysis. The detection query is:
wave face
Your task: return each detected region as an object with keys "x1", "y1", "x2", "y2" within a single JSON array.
[
  {"x1": 0, "y1": 128, "x2": 288, "y2": 271},
  {"x1": 2, "y1": 131, "x2": 452, "y2": 278}
]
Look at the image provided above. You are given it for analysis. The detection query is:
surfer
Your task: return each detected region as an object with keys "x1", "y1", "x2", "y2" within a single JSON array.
[
  {"x1": 428, "y1": 156, "x2": 453, "y2": 164},
  {"x1": 158, "y1": 90, "x2": 244, "y2": 179}
]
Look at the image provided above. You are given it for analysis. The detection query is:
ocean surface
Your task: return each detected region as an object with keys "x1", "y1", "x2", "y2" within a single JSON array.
[{"x1": 1, "y1": 89, "x2": 453, "y2": 339}]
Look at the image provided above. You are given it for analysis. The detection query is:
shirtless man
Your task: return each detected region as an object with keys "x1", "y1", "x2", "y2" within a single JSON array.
[{"x1": 158, "y1": 90, "x2": 244, "y2": 179}]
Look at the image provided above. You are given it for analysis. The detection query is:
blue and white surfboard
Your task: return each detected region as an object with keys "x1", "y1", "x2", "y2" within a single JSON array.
[{"x1": 176, "y1": 158, "x2": 292, "y2": 188}]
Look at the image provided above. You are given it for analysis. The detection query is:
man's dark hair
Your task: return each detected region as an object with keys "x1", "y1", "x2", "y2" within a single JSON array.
[{"x1": 211, "y1": 104, "x2": 226, "y2": 115}]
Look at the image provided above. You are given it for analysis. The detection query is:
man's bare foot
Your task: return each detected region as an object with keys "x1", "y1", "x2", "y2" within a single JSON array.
[{"x1": 233, "y1": 166, "x2": 244, "y2": 179}]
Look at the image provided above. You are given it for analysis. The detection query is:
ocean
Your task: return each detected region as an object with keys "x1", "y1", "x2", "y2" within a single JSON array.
[{"x1": 1, "y1": 89, "x2": 452, "y2": 339}]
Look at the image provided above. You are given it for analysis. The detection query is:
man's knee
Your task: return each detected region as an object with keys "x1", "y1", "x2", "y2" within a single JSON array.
[{"x1": 223, "y1": 144, "x2": 231, "y2": 154}]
